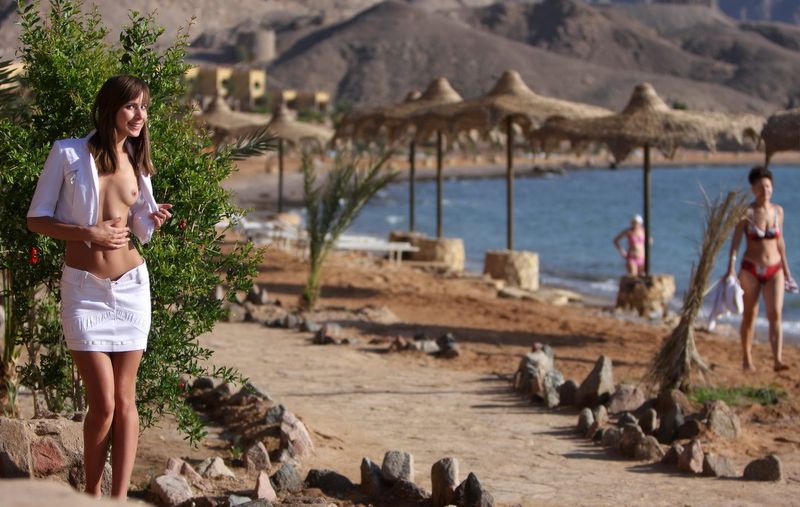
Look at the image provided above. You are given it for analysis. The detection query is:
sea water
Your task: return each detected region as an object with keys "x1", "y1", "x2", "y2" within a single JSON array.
[{"x1": 347, "y1": 163, "x2": 800, "y2": 340}]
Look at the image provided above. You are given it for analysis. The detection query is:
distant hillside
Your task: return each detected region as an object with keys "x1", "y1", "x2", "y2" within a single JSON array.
[{"x1": 267, "y1": 1, "x2": 775, "y2": 113}]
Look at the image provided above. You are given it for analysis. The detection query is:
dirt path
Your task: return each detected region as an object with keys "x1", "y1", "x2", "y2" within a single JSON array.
[{"x1": 200, "y1": 323, "x2": 796, "y2": 507}]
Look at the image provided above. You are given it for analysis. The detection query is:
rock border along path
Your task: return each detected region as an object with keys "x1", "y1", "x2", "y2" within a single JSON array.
[{"x1": 201, "y1": 323, "x2": 795, "y2": 506}]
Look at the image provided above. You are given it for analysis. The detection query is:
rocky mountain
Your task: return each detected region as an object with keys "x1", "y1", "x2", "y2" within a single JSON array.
[{"x1": 1, "y1": 0, "x2": 799, "y2": 114}]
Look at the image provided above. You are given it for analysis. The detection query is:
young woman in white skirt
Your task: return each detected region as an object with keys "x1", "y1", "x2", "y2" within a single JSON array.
[{"x1": 27, "y1": 75, "x2": 172, "y2": 498}]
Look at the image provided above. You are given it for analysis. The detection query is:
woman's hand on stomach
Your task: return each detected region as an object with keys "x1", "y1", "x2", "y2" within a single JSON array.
[{"x1": 89, "y1": 217, "x2": 130, "y2": 249}]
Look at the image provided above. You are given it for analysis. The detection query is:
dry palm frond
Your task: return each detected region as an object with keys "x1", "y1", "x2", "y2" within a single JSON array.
[
  {"x1": 645, "y1": 189, "x2": 748, "y2": 393},
  {"x1": 226, "y1": 127, "x2": 279, "y2": 160}
]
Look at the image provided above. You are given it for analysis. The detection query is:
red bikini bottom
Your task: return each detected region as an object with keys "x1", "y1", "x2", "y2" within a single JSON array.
[{"x1": 741, "y1": 259, "x2": 782, "y2": 284}]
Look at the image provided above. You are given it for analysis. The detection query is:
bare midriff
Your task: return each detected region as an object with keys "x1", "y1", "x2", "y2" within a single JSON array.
[
  {"x1": 64, "y1": 157, "x2": 143, "y2": 280},
  {"x1": 743, "y1": 238, "x2": 781, "y2": 267}
]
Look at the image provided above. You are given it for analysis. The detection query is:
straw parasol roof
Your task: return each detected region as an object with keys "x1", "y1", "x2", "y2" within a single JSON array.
[
  {"x1": 195, "y1": 96, "x2": 270, "y2": 135},
  {"x1": 761, "y1": 108, "x2": 800, "y2": 164},
  {"x1": 338, "y1": 77, "x2": 463, "y2": 143},
  {"x1": 266, "y1": 103, "x2": 333, "y2": 148},
  {"x1": 411, "y1": 70, "x2": 612, "y2": 141},
  {"x1": 535, "y1": 83, "x2": 763, "y2": 161}
]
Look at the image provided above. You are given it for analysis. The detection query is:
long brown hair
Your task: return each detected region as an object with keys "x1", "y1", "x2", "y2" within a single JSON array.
[{"x1": 88, "y1": 75, "x2": 154, "y2": 176}]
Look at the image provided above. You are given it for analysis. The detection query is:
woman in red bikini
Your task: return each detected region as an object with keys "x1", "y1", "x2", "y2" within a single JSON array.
[
  {"x1": 613, "y1": 214, "x2": 646, "y2": 276},
  {"x1": 726, "y1": 166, "x2": 796, "y2": 372}
]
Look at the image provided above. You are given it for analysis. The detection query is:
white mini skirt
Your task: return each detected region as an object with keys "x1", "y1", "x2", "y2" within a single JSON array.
[{"x1": 60, "y1": 262, "x2": 151, "y2": 352}]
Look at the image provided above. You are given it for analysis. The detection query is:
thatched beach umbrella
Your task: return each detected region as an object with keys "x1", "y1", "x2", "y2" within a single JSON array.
[
  {"x1": 195, "y1": 96, "x2": 269, "y2": 143},
  {"x1": 411, "y1": 70, "x2": 611, "y2": 249},
  {"x1": 267, "y1": 104, "x2": 333, "y2": 212},
  {"x1": 337, "y1": 78, "x2": 463, "y2": 237},
  {"x1": 536, "y1": 82, "x2": 763, "y2": 274},
  {"x1": 761, "y1": 108, "x2": 800, "y2": 164}
]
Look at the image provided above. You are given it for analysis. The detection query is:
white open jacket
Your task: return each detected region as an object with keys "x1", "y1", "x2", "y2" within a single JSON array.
[{"x1": 27, "y1": 134, "x2": 159, "y2": 247}]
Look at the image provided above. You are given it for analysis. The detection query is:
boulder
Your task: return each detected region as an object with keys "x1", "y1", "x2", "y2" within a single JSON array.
[
  {"x1": 702, "y1": 453, "x2": 737, "y2": 478},
  {"x1": 661, "y1": 443, "x2": 684, "y2": 466},
  {"x1": 264, "y1": 404, "x2": 286, "y2": 426},
  {"x1": 453, "y1": 472, "x2": 494, "y2": 507},
  {"x1": 634, "y1": 436, "x2": 665, "y2": 462},
  {"x1": 654, "y1": 389, "x2": 694, "y2": 418},
  {"x1": 0, "y1": 418, "x2": 32, "y2": 477},
  {"x1": 483, "y1": 249, "x2": 539, "y2": 291},
  {"x1": 360, "y1": 457, "x2": 384, "y2": 497},
  {"x1": 244, "y1": 442, "x2": 271, "y2": 472},
  {"x1": 197, "y1": 457, "x2": 236, "y2": 479},
  {"x1": 271, "y1": 463, "x2": 302, "y2": 492},
  {"x1": 577, "y1": 408, "x2": 595, "y2": 435},
  {"x1": 150, "y1": 474, "x2": 194, "y2": 507},
  {"x1": 381, "y1": 450, "x2": 414, "y2": 483},
  {"x1": 192, "y1": 377, "x2": 215, "y2": 390},
  {"x1": 574, "y1": 356, "x2": 614, "y2": 408},
  {"x1": 615, "y1": 274, "x2": 675, "y2": 317},
  {"x1": 678, "y1": 439, "x2": 704, "y2": 474},
  {"x1": 390, "y1": 479, "x2": 431, "y2": 503},
  {"x1": 601, "y1": 427, "x2": 622, "y2": 453},
  {"x1": 255, "y1": 470, "x2": 278, "y2": 501},
  {"x1": 743, "y1": 454, "x2": 783, "y2": 482},
  {"x1": 280, "y1": 412, "x2": 314, "y2": 459},
  {"x1": 30, "y1": 437, "x2": 66, "y2": 476},
  {"x1": 304, "y1": 468, "x2": 355, "y2": 496},
  {"x1": 557, "y1": 380, "x2": 578, "y2": 406},
  {"x1": 431, "y1": 457, "x2": 459, "y2": 507},
  {"x1": 677, "y1": 418, "x2": 705, "y2": 440},
  {"x1": 607, "y1": 384, "x2": 646, "y2": 415},
  {"x1": 542, "y1": 370, "x2": 564, "y2": 408},
  {"x1": 165, "y1": 457, "x2": 185, "y2": 475},
  {"x1": 436, "y1": 333, "x2": 460, "y2": 358},
  {"x1": 639, "y1": 408, "x2": 659, "y2": 435},
  {"x1": 619, "y1": 424, "x2": 645, "y2": 458},
  {"x1": 593, "y1": 405, "x2": 609, "y2": 427},
  {"x1": 616, "y1": 412, "x2": 638, "y2": 428},
  {"x1": 705, "y1": 400, "x2": 741, "y2": 440}
]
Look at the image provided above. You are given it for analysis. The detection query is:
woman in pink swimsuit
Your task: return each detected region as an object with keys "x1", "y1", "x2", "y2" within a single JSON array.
[
  {"x1": 726, "y1": 166, "x2": 795, "y2": 372},
  {"x1": 613, "y1": 214, "x2": 646, "y2": 276}
]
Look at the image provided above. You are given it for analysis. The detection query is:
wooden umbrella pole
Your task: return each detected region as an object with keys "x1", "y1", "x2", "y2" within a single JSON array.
[
  {"x1": 278, "y1": 139, "x2": 285, "y2": 213},
  {"x1": 436, "y1": 130, "x2": 443, "y2": 238},
  {"x1": 506, "y1": 117, "x2": 514, "y2": 250},
  {"x1": 643, "y1": 143, "x2": 651, "y2": 276},
  {"x1": 409, "y1": 139, "x2": 416, "y2": 232}
]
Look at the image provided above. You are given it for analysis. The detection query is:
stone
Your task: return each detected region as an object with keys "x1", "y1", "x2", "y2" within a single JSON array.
[
  {"x1": 382, "y1": 450, "x2": 414, "y2": 483},
  {"x1": 655, "y1": 399, "x2": 685, "y2": 444},
  {"x1": 271, "y1": 463, "x2": 302, "y2": 492},
  {"x1": 607, "y1": 384, "x2": 646, "y2": 415},
  {"x1": 593, "y1": 405, "x2": 609, "y2": 427},
  {"x1": 225, "y1": 303, "x2": 248, "y2": 322},
  {"x1": 574, "y1": 355, "x2": 614, "y2": 408},
  {"x1": 255, "y1": 470, "x2": 278, "y2": 501},
  {"x1": 0, "y1": 417, "x2": 32, "y2": 477},
  {"x1": 619, "y1": 424, "x2": 645, "y2": 458},
  {"x1": 616, "y1": 412, "x2": 638, "y2": 428},
  {"x1": 412, "y1": 237, "x2": 465, "y2": 272},
  {"x1": 639, "y1": 409, "x2": 659, "y2": 435},
  {"x1": 228, "y1": 494, "x2": 253, "y2": 506},
  {"x1": 513, "y1": 351, "x2": 550, "y2": 397},
  {"x1": 585, "y1": 421, "x2": 602, "y2": 440},
  {"x1": 30, "y1": 437, "x2": 66, "y2": 476},
  {"x1": 542, "y1": 370, "x2": 564, "y2": 408},
  {"x1": 69, "y1": 461, "x2": 112, "y2": 496},
  {"x1": 265, "y1": 404, "x2": 286, "y2": 426},
  {"x1": 280, "y1": 412, "x2": 314, "y2": 458},
  {"x1": 634, "y1": 436, "x2": 665, "y2": 462},
  {"x1": 577, "y1": 408, "x2": 594, "y2": 435},
  {"x1": 705, "y1": 400, "x2": 742, "y2": 440},
  {"x1": 654, "y1": 389, "x2": 694, "y2": 419},
  {"x1": 314, "y1": 323, "x2": 343, "y2": 345},
  {"x1": 247, "y1": 285, "x2": 270, "y2": 305},
  {"x1": 437, "y1": 333, "x2": 460, "y2": 358},
  {"x1": 453, "y1": 472, "x2": 494, "y2": 507},
  {"x1": 391, "y1": 479, "x2": 431, "y2": 503},
  {"x1": 193, "y1": 377, "x2": 215, "y2": 390},
  {"x1": 615, "y1": 274, "x2": 676, "y2": 317},
  {"x1": 743, "y1": 454, "x2": 783, "y2": 482},
  {"x1": 283, "y1": 314, "x2": 300, "y2": 329},
  {"x1": 165, "y1": 456, "x2": 185, "y2": 475},
  {"x1": 678, "y1": 439, "x2": 704, "y2": 474},
  {"x1": 661, "y1": 443, "x2": 684, "y2": 466},
  {"x1": 702, "y1": 453, "x2": 737, "y2": 478},
  {"x1": 240, "y1": 500, "x2": 273, "y2": 507},
  {"x1": 360, "y1": 457, "x2": 384, "y2": 497},
  {"x1": 304, "y1": 468, "x2": 355, "y2": 496},
  {"x1": 244, "y1": 442, "x2": 271, "y2": 472},
  {"x1": 300, "y1": 319, "x2": 321, "y2": 334},
  {"x1": 591, "y1": 426, "x2": 607, "y2": 443},
  {"x1": 197, "y1": 457, "x2": 236, "y2": 479},
  {"x1": 150, "y1": 473, "x2": 194, "y2": 507},
  {"x1": 431, "y1": 457, "x2": 459, "y2": 507},
  {"x1": 557, "y1": 380, "x2": 578, "y2": 406},
  {"x1": 601, "y1": 427, "x2": 622, "y2": 452},
  {"x1": 677, "y1": 418, "x2": 705, "y2": 439},
  {"x1": 483, "y1": 250, "x2": 539, "y2": 291},
  {"x1": 180, "y1": 462, "x2": 206, "y2": 489}
]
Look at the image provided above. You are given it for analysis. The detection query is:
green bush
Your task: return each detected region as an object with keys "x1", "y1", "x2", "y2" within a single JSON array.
[{"x1": 0, "y1": 0, "x2": 263, "y2": 443}]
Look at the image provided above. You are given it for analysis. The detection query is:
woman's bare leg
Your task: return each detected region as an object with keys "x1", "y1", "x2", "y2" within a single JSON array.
[
  {"x1": 739, "y1": 269, "x2": 761, "y2": 371},
  {"x1": 627, "y1": 259, "x2": 637, "y2": 275},
  {"x1": 109, "y1": 350, "x2": 144, "y2": 498},
  {"x1": 763, "y1": 271, "x2": 786, "y2": 370},
  {"x1": 70, "y1": 351, "x2": 115, "y2": 496}
]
